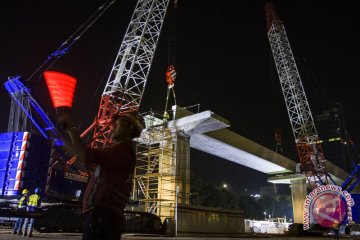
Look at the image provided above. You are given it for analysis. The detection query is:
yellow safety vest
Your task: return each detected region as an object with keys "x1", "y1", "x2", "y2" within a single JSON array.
[
  {"x1": 28, "y1": 194, "x2": 40, "y2": 207},
  {"x1": 18, "y1": 196, "x2": 27, "y2": 208}
]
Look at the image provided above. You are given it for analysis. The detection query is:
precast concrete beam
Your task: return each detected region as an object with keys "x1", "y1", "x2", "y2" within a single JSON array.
[
  {"x1": 142, "y1": 106, "x2": 349, "y2": 182},
  {"x1": 267, "y1": 162, "x2": 348, "y2": 185},
  {"x1": 168, "y1": 110, "x2": 230, "y2": 135},
  {"x1": 326, "y1": 161, "x2": 349, "y2": 184},
  {"x1": 190, "y1": 129, "x2": 296, "y2": 175},
  {"x1": 171, "y1": 106, "x2": 296, "y2": 174}
]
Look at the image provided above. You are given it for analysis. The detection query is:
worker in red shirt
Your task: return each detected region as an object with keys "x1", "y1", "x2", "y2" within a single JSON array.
[{"x1": 58, "y1": 111, "x2": 145, "y2": 240}]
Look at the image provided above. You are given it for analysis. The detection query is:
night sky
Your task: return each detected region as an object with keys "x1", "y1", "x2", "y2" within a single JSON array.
[{"x1": 1, "y1": 0, "x2": 359, "y2": 194}]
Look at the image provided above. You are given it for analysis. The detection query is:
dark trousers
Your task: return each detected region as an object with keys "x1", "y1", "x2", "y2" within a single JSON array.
[
  {"x1": 13, "y1": 218, "x2": 24, "y2": 234},
  {"x1": 23, "y1": 217, "x2": 35, "y2": 236},
  {"x1": 82, "y1": 207, "x2": 123, "y2": 240}
]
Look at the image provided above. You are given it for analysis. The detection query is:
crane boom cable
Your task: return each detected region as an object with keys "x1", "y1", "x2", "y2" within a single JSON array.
[
  {"x1": 25, "y1": 0, "x2": 116, "y2": 86},
  {"x1": 163, "y1": 0, "x2": 177, "y2": 120},
  {"x1": 6, "y1": 0, "x2": 116, "y2": 137}
]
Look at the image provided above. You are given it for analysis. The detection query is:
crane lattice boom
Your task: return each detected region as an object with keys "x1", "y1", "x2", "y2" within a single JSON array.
[
  {"x1": 92, "y1": 0, "x2": 170, "y2": 147},
  {"x1": 265, "y1": 2, "x2": 327, "y2": 185}
]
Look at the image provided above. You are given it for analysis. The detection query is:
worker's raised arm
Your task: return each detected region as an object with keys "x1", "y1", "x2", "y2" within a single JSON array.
[{"x1": 57, "y1": 112, "x2": 86, "y2": 161}]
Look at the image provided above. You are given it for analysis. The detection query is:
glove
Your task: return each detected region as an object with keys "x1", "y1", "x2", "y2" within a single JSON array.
[{"x1": 57, "y1": 112, "x2": 76, "y2": 131}]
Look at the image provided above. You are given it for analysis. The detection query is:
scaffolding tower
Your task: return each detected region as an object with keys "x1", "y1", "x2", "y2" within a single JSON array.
[{"x1": 133, "y1": 111, "x2": 190, "y2": 221}]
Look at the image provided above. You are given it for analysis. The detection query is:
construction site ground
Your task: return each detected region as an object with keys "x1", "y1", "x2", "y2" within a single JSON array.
[{"x1": 1, "y1": 229, "x2": 360, "y2": 240}]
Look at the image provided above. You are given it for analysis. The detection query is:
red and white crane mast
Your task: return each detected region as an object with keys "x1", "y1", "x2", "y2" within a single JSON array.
[
  {"x1": 265, "y1": 2, "x2": 327, "y2": 186},
  {"x1": 92, "y1": 0, "x2": 170, "y2": 147}
]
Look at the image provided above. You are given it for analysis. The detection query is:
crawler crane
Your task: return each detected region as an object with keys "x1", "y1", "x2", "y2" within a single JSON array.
[
  {"x1": 265, "y1": 2, "x2": 329, "y2": 187},
  {"x1": 1, "y1": 0, "x2": 171, "y2": 233},
  {"x1": 266, "y1": 2, "x2": 360, "y2": 233}
]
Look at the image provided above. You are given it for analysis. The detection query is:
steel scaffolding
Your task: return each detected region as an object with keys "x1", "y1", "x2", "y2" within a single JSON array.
[{"x1": 133, "y1": 111, "x2": 190, "y2": 220}]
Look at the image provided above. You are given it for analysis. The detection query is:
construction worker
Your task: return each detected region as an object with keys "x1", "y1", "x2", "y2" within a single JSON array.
[
  {"x1": 58, "y1": 111, "x2": 145, "y2": 240},
  {"x1": 13, "y1": 189, "x2": 29, "y2": 235},
  {"x1": 23, "y1": 187, "x2": 42, "y2": 237}
]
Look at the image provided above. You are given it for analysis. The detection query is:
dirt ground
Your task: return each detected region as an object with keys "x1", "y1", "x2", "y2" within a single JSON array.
[{"x1": 0, "y1": 228, "x2": 353, "y2": 240}]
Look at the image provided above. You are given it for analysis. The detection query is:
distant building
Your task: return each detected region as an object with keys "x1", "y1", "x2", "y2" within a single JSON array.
[
  {"x1": 260, "y1": 186, "x2": 275, "y2": 197},
  {"x1": 259, "y1": 185, "x2": 292, "y2": 219},
  {"x1": 260, "y1": 185, "x2": 290, "y2": 198},
  {"x1": 315, "y1": 106, "x2": 357, "y2": 173}
]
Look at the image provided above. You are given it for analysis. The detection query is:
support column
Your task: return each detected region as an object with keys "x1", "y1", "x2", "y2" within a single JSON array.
[
  {"x1": 156, "y1": 130, "x2": 191, "y2": 220},
  {"x1": 175, "y1": 133, "x2": 190, "y2": 204},
  {"x1": 290, "y1": 178, "x2": 307, "y2": 223}
]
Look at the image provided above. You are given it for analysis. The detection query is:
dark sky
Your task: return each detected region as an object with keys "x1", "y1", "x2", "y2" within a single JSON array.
[{"x1": 1, "y1": 0, "x2": 359, "y2": 193}]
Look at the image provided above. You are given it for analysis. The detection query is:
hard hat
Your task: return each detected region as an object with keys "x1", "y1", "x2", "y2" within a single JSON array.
[
  {"x1": 34, "y1": 187, "x2": 41, "y2": 194},
  {"x1": 22, "y1": 189, "x2": 29, "y2": 195},
  {"x1": 112, "y1": 111, "x2": 145, "y2": 138}
]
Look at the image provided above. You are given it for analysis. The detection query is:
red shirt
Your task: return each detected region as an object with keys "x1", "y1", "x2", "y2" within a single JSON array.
[{"x1": 82, "y1": 141, "x2": 135, "y2": 216}]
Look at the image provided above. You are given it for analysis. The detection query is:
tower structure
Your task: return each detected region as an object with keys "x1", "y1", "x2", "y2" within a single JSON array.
[
  {"x1": 265, "y1": 2, "x2": 328, "y2": 187},
  {"x1": 7, "y1": 90, "x2": 30, "y2": 133},
  {"x1": 91, "y1": 0, "x2": 171, "y2": 148},
  {"x1": 89, "y1": 0, "x2": 188, "y2": 220}
]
